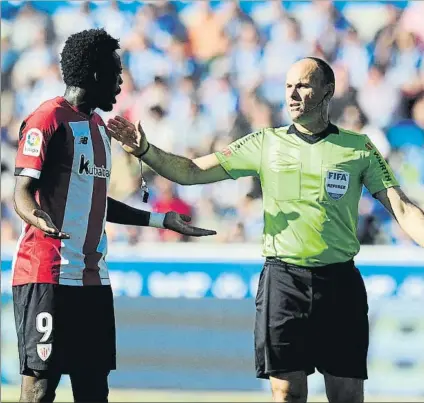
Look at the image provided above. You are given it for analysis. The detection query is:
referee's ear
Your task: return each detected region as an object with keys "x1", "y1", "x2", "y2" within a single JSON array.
[{"x1": 326, "y1": 83, "x2": 335, "y2": 100}]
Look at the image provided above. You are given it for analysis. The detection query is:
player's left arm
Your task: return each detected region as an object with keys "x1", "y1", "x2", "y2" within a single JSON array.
[
  {"x1": 362, "y1": 135, "x2": 424, "y2": 247},
  {"x1": 106, "y1": 197, "x2": 216, "y2": 237},
  {"x1": 374, "y1": 187, "x2": 424, "y2": 247}
]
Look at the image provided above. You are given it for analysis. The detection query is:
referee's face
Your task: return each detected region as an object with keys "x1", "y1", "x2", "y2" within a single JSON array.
[{"x1": 286, "y1": 60, "x2": 328, "y2": 124}]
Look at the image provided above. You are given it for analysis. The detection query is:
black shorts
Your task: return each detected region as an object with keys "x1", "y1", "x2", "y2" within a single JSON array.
[
  {"x1": 13, "y1": 283, "x2": 116, "y2": 375},
  {"x1": 255, "y1": 258, "x2": 369, "y2": 380}
]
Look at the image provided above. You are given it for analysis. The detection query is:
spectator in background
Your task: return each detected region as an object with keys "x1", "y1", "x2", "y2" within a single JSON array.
[
  {"x1": 131, "y1": 75, "x2": 171, "y2": 118},
  {"x1": 9, "y1": 2, "x2": 48, "y2": 52},
  {"x1": 262, "y1": 16, "x2": 310, "y2": 104},
  {"x1": 165, "y1": 38, "x2": 197, "y2": 85},
  {"x1": 152, "y1": 176, "x2": 193, "y2": 242},
  {"x1": 337, "y1": 27, "x2": 369, "y2": 89},
  {"x1": 400, "y1": 1, "x2": 424, "y2": 44},
  {"x1": 142, "y1": 105, "x2": 175, "y2": 153},
  {"x1": 11, "y1": 28, "x2": 52, "y2": 91},
  {"x1": 184, "y1": 1, "x2": 229, "y2": 64},
  {"x1": 372, "y1": 4, "x2": 402, "y2": 68},
  {"x1": 330, "y1": 62, "x2": 358, "y2": 123},
  {"x1": 199, "y1": 73, "x2": 237, "y2": 131},
  {"x1": 233, "y1": 194, "x2": 263, "y2": 243},
  {"x1": 357, "y1": 64, "x2": 401, "y2": 128},
  {"x1": 386, "y1": 31, "x2": 423, "y2": 90},
  {"x1": 219, "y1": 0, "x2": 254, "y2": 42},
  {"x1": 230, "y1": 22, "x2": 262, "y2": 90},
  {"x1": 154, "y1": 1, "x2": 187, "y2": 42},
  {"x1": 92, "y1": 0, "x2": 133, "y2": 41},
  {"x1": 386, "y1": 95, "x2": 424, "y2": 150},
  {"x1": 125, "y1": 33, "x2": 169, "y2": 90},
  {"x1": 291, "y1": 0, "x2": 334, "y2": 43},
  {"x1": 52, "y1": 1, "x2": 94, "y2": 41},
  {"x1": 174, "y1": 100, "x2": 214, "y2": 155},
  {"x1": 1, "y1": 23, "x2": 18, "y2": 91}
]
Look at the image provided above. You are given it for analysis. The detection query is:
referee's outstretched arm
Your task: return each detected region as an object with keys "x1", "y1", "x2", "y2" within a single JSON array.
[
  {"x1": 374, "y1": 186, "x2": 424, "y2": 247},
  {"x1": 107, "y1": 116, "x2": 239, "y2": 185}
]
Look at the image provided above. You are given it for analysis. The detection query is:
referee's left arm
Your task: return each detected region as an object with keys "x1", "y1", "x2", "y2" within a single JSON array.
[
  {"x1": 374, "y1": 187, "x2": 424, "y2": 247},
  {"x1": 362, "y1": 136, "x2": 424, "y2": 247}
]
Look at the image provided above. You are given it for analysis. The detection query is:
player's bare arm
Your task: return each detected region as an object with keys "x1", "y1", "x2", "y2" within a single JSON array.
[
  {"x1": 374, "y1": 186, "x2": 424, "y2": 247},
  {"x1": 14, "y1": 176, "x2": 70, "y2": 239},
  {"x1": 107, "y1": 116, "x2": 230, "y2": 185},
  {"x1": 106, "y1": 197, "x2": 216, "y2": 237}
]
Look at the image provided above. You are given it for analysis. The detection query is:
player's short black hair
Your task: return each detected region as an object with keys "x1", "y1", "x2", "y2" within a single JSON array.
[
  {"x1": 305, "y1": 57, "x2": 335, "y2": 88},
  {"x1": 60, "y1": 28, "x2": 120, "y2": 88}
]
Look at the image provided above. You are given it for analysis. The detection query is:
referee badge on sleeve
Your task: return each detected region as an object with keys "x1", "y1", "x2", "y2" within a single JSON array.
[
  {"x1": 325, "y1": 170, "x2": 350, "y2": 200},
  {"x1": 37, "y1": 343, "x2": 52, "y2": 361}
]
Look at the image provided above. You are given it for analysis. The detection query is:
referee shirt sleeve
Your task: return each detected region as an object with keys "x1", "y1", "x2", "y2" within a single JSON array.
[
  {"x1": 214, "y1": 130, "x2": 264, "y2": 179},
  {"x1": 362, "y1": 135, "x2": 399, "y2": 196}
]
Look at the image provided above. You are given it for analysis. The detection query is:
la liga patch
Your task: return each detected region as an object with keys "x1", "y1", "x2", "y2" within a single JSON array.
[{"x1": 23, "y1": 128, "x2": 43, "y2": 157}]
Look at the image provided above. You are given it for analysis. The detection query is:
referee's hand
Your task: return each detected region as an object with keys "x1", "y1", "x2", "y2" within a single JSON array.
[
  {"x1": 32, "y1": 209, "x2": 70, "y2": 239},
  {"x1": 164, "y1": 212, "x2": 217, "y2": 237}
]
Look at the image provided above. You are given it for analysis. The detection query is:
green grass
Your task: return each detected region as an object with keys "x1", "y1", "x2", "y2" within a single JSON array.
[{"x1": 2, "y1": 386, "x2": 424, "y2": 402}]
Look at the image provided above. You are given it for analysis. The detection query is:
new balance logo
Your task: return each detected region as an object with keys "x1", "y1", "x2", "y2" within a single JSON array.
[
  {"x1": 79, "y1": 136, "x2": 89, "y2": 145},
  {"x1": 79, "y1": 154, "x2": 110, "y2": 178}
]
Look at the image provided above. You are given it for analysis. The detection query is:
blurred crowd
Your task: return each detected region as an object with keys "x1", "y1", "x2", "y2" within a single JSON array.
[{"x1": 1, "y1": 0, "x2": 424, "y2": 246}]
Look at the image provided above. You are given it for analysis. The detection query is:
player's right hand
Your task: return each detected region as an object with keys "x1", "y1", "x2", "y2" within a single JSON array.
[
  {"x1": 32, "y1": 209, "x2": 70, "y2": 239},
  {"x1": 107, "y1": 116, "x2": 149, "y2": 158}
]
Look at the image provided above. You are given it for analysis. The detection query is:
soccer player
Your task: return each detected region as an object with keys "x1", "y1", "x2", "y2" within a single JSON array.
[
  {"x1": 13, "y1": 28, "x2": 216, "y2": 403},
  {"x1": 108, "y1": 57, "x2": 424, "y2": 402}
]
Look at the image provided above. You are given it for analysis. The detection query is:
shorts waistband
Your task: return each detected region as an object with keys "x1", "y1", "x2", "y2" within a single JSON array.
[{"x1": 265, "y1": 257, "x2": 354, "y2": 272}]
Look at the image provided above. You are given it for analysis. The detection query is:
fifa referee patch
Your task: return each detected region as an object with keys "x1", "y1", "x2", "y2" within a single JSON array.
[{"x1": 325, "y1": 170, "x2": 350, "y2": 200}]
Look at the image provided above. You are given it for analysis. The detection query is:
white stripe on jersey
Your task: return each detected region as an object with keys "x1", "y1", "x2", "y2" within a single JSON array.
[
  {"x1": 97, "y1": 124, "x2": 111, "y2": 285},
  {"x1": 59, "y1": 121, "x2": 94, "y2": 282},
  {"x1": 19, "y1": 168, "x2": 41, "y2": 179}
]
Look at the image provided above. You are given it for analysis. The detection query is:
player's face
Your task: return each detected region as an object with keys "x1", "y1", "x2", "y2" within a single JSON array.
[
  {"x1": 94, "y1": 52, "x2": 123, "y2": 112},
  {"x1": 285, "y1": 60, "x2": 328, "y2": 124}
]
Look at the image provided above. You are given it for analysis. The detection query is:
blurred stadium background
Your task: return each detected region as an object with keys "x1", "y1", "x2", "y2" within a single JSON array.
[{"x1": 1, "y1": 0, "x2": 424, "y2": 401}]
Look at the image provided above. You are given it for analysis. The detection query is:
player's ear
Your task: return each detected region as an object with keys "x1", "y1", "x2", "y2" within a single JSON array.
[{"x1": 94, "y1": 72, "x2": 98, "y2": 82}]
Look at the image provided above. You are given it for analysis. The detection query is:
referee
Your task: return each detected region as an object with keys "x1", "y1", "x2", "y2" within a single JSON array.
[{"x1": 108, "y1": 57, "x2": 424, "y2": 403}]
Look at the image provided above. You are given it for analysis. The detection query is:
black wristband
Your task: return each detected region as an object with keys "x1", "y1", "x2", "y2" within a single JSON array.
[{"x1": 137, "y1": 142, "x2": 150, "y2": 159}]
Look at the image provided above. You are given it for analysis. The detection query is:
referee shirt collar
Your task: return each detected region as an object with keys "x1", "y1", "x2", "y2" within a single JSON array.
[{"x1": 288, "y1": 123, "x2": 339, "y2": 144}]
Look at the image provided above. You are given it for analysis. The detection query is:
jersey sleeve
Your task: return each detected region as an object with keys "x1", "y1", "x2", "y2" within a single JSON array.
[
  {"x1": 214, "y1": 130, "x2": 264, "y2": 179},
  {"x1": 14, "y1": 111, "x2": 57, "y2": 179},
  {"x1": 362, "y1": 135, "x2": 399, "y2": 195}
]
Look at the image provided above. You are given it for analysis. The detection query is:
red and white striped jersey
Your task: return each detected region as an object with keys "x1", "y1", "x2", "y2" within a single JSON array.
[{"x1": 13, "y1": 96, "x2": 112, "y2": 286}]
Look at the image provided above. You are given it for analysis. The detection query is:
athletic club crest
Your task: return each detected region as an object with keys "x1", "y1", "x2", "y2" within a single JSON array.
[
  {"x1": 325, "y1": 170, "x2": 350, "y2": 200},
  {"x1": 37, "y1": 344, "x2": 52, "y2": 361}
]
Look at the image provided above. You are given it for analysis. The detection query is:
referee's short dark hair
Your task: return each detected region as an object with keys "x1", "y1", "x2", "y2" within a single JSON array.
[
  {"x1": 305, "y1": 57, "x2": 335, "y2": 88},
  {"x1": 60, "y1": 28, "x2": 120, "y2": 88}
]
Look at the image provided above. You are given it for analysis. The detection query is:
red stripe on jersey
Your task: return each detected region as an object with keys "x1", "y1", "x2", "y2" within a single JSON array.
[
  {"x1": 12, "y1": 111, "x2": 74, "y2": 286},
  {"x1": 82, "y1": 122, "x2": 107, "y2": 285}
]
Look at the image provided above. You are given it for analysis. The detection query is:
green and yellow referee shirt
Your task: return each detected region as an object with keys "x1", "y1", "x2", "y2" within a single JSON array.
[{"x1": 215, "y1": 124, "x2": 399, "y2": 267}]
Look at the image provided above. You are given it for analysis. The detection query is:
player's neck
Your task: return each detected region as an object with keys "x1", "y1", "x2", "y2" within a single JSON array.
[
  {"x1": 293, "y1": 119, "x2": 330, "y2": 136},
  {"x1": 64, "y1": 87, "x2": 95, "y2": 116}
]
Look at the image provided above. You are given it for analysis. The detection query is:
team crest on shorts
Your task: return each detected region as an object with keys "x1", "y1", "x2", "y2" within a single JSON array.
[
  {"x1": 37, "y1": 343, "x2": 52, "y2": 361},
  {"x1": 325, "y1": 170, "x2": 350, "y2": 200}
]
